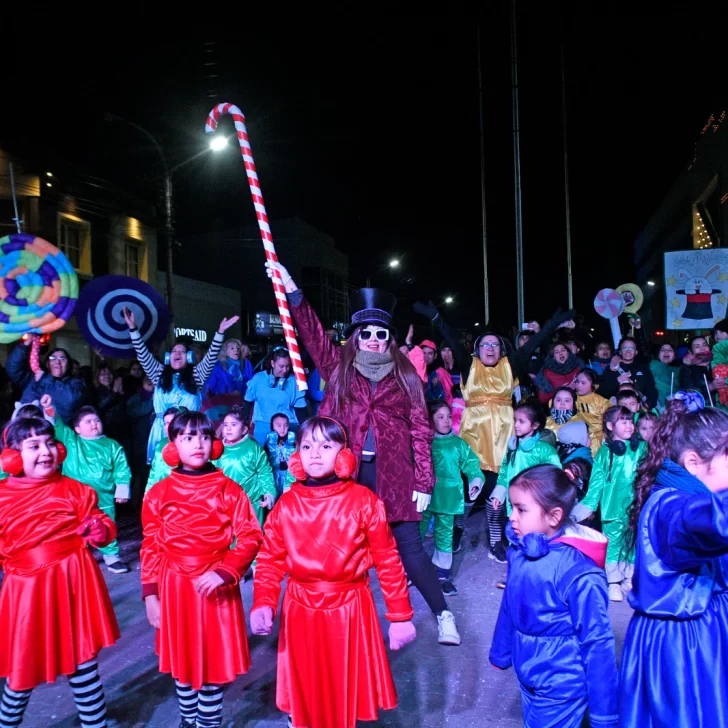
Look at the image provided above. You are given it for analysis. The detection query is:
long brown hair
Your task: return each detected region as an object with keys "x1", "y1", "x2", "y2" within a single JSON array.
[
  {"x1": 327, "y1": 327, "x2": 425, "y2": 415},
  {"x1": 625, "y1": 400, "x2": 728, "y2": 554}
]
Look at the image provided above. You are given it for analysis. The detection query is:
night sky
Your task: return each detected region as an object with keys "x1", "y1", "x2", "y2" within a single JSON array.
[{"x1": 3, "y1": 9, "x2": 725, "y2": 339}]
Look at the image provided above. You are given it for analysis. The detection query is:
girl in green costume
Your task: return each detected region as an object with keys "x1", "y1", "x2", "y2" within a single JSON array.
[
  {"x1": 572, "y1": 405, "x2": 647, "y2": 602},
  {"x1": 145, "y1": 406, "x2": 188, "y2": 495},
  {"x1": 422, "y1": 400, "x2": 483, "y2": 596}
]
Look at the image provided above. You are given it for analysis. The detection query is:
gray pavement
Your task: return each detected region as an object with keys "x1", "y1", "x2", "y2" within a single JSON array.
[{"x1": 7, "y1": 512, "x2": 633, "y2": 727}]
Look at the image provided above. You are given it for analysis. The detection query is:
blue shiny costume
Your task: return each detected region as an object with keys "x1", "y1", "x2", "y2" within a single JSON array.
[
  {"x1": 619, "y1": 458, "x2": 728, "y2": 727},
  {"x1": 490, "y1": 522, "x2": 618, "y2": 728}
]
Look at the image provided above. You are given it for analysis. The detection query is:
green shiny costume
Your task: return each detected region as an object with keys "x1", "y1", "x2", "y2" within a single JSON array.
[
  {"x1": 213, "y1": 437, "x2": 277, "y2": 527},
  {"x1": 580, "y1": 440, "x2": 647, "y2": 567},
  {"x1": 145, "y1": 438, "x2": 171, "y2": 495},
  {"x1": 495, "y1": 435, "x2": 562, "y2": 515},
  {"x1": 54, "y1": 418, "x2": 131, "y2": 557}
]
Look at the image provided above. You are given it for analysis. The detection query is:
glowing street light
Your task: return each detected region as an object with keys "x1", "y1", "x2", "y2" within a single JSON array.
[
  {"x1": 389, "y1": 259, "x2": 400, "y2": 268},
  {"x1": 445, "y1": 296, "x2": 454, "y2": 304},
  {"x1": 474, "y1": 322, "x2": 480, "y2": 327},
  {"x1": 647, "y1": 280, "x2": 656, "y2": 286},
  {"x1": 209, "y1": 136, "x2": 229, "y2": 152}
]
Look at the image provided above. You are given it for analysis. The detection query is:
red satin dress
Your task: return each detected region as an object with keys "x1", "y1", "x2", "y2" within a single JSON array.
[
  {"x1": 141, "y1": 468, "x2": 263, "y2": 689},
  {"x1": 0, "y1": 473, "x2": 119, "y2": 691},
  {"x1": 253, "y1": 480, "x2": 414, "y2": 728}
]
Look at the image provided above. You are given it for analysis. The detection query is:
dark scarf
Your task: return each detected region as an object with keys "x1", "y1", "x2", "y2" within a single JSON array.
[
  {"x1": 655, "y1": 458, "x2": 711, "y2": 495},
  {"x1": 550, "y1": 408, "x2": 575, "y2": 425},
  {"x1": 353, "y1": 350, "x2": 394, "y2": 382},
  {"x1": 544, "y1": 354, "x2": 583, "y2": 375}
]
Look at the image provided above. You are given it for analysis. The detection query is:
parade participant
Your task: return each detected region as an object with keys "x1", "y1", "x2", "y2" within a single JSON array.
[
  {"x1": 621, "y1": 395, "x2": 728, "y2": 726},
  {"x1": 490, "y1": 465, "x2": 618, "y2": 728},
  {"x1": 266, "y1": 260, "x2": 461, "y2": 645},
  {"x1": 573, "y1": 368, "x2": 611, "y2": 455},
  {"x1": 250, "y1": 416, "x2": 417, "y2": 728},
  {"x1": 572, "y1": 406, "x2": 647, "y2": 602},
  {"x1": 0, "y1": 417, "x2": 119, "y2": 728},
  {"x1": 493, "y1": 402, "x2": 561, "y2": 526},
  {"x1": 423, "y1": 400, "x2": 483, "y2": 595},
  {"x1": 213, "y1": 405, "x2": 277, "y2": 527},
  {"x1": 122, "y1": 307, "x2": 238, "y2": 462},
  {"x1": 650, "y1": 343, "x2": 679, "y2": 409},
  {"x1": 266, "y1": 413, "x2": 296, "y2": 495},
  {"x1": 616, "y1": 390, "x2": 642, "y2": 415},
  {"x1": 544, "y1": 386, "x2": 588, "y2": 443},
  {"x1": 145, "y1": 407, "x2": 188, "y2": 494},
  {"x1": 535, "y1": 342, "x2": 584, "y2": 406},
  {"x1": 6, "y1": 336, "x2": 88, "y2": 425},
  {"x1": 141, "y1": 411, "x2": 263, "y2": 728},
  {"x1": 600, "y1": 336, "x2": 658, "y2": 409},
  {"x1": 413, "y1": 299, "x2": 576, "y2": 562},
  {"x1": 44, "y1": 396, "x2": 132, "y2": 575},
  {"x1": 243, "y1": 347, "x2": 308, "y2": 446}
]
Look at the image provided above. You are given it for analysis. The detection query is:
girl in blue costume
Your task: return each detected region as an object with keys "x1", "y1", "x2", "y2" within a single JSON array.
[
  {"x1": 620, "y1": 393, "x2": 728, "y2": 728},
  {"x1": 490, "y1": 464, "x2": 618, "y2": 728},
  {"x1": 122, "y1": 307, "x2": 239, "y2": 463}
]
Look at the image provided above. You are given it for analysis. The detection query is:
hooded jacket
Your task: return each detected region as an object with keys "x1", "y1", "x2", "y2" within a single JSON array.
[{"x1": 490, "y1": 522, "x2": 618, "y2": 728}]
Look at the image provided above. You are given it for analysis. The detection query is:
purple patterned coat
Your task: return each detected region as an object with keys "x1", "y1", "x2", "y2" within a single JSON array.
[{"x1": 291, "y1": 295, "x2": 434, "y2": 522}]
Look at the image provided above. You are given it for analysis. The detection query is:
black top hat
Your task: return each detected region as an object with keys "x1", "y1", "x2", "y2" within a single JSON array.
[{"x1": 344, "y1": 288, "x2": 397, "y2": 338}]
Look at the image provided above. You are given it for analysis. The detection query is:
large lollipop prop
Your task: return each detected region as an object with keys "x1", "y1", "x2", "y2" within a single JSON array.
[
  {"x1": 205, "y1": 103, "x2": 307, "y2": 391},
  {"x1": 594, "y1": 288, "x2": 625, "y2": 349}
]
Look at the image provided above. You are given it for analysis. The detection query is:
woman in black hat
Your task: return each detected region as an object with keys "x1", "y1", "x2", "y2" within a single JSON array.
[{"x1": 266, "y1": 261, "x2": 462, "y2": 646}]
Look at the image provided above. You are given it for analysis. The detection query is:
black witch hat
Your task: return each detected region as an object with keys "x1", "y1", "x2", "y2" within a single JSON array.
[{"x1": 344, "y1": 288, "x2": 397, "y2": 338}]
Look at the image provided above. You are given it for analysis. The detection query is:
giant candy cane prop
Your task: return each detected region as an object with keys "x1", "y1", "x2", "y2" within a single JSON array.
[{"x1": 205, "y1": 103, "x2": 307, "y2": 391}]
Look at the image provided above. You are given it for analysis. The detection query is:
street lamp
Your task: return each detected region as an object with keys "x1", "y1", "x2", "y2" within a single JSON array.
[
  {"x1": 647, "y1": 281, "x2": 656, "y2": 287},
  {"x1": 389, "y1": 258, "x2": 400, "y2": 268},
  {"x1": 445, "y1": 296, "x2": 454, "y2": 304},
  {"x1": 209, "y1": 136, "x2": 229, "y2": 152}
]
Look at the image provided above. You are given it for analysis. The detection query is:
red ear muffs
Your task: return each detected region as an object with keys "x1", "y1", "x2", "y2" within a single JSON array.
[
  {"x1": 334, "y1": 448, "x2": 357, "y2": 480},
  {"x1": 162, "y1": 442, "x2": 181, "y2": 467},
  {"x1": 211, "y1": 439, "x2": 224, "y2": 460},
  {"x1": 1, "y1": 448, "x2": 23, "y2": 476},
  {"x1": 288, "y1": 451, "x2": 306, "y2": 481},
  {"x1": 56, "y1": 441, "x2": 67, "y2": 466}
]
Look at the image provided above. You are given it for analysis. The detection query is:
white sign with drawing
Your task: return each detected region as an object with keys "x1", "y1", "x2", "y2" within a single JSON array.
[{"x1": 664, "y1": 249, "x2": 728, "y2": 330}]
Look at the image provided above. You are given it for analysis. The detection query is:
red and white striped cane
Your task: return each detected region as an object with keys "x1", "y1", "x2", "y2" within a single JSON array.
[{"x1": 205, "y1": 103, "x2": 307, "y2": 391}]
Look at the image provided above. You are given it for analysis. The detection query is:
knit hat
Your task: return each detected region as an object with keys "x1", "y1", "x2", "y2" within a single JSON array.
[{"x1": 557, "y1": 421, "x2": 590, "y2": 447}]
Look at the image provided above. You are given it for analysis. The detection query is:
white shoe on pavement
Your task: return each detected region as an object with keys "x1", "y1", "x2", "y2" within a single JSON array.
[
  {"x1": 620, "y1": 578, "x2": 633, "y2": 594},
  {"x1": 437, "y1": 610, "x2": 461, "y2": 646},
  {"x1": 608, "y1": 583, "x2": 623, "y2": 602}
]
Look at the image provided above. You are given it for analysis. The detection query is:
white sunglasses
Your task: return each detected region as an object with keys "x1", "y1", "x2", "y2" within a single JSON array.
[{"x1": 359, "y1": 329, "x2": 390, "y2": 341}]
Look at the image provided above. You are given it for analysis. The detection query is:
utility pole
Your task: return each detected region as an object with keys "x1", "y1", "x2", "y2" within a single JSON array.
[
  {"x1": 510, "y1": 0, "x2": 525, "y2": 325},
  {"x1": 477, "y1": 23, "x2": 490, "y2": 326},
  {"x1": 561, "y1": 44, "x2": 574, "y2": 309}
]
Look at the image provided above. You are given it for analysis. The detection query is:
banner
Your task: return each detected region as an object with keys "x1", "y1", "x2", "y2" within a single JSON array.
[{"x1": 664, "y1": 249, "x2": 728, "y2": 330}]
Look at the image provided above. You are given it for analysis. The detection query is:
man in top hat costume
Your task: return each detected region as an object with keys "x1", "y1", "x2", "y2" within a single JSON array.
[{"x1": 265, "y1": 260, "x2": 462, "y2": 645}]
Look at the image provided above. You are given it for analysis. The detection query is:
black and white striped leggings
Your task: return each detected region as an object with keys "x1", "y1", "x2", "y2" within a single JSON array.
[
  {"x1": 175, "y1": 680, "x2": 224, "y2": 727},
  {"x1": 0, "y1": 660, "x2": 106, "y2": 728}
]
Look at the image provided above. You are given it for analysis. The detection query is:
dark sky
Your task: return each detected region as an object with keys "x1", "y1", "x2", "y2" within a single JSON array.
[{"x1": 3, "y1": 9, "x2": 725, "y2": 337}]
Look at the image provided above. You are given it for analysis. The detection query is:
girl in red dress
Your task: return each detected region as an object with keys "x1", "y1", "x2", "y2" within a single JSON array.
[
  {"x1": 141, "y1": 411, "x2": 263, "y2": 728},
  {"x1": 250, "y1": 415, "x2": 417, "y2": 728},
  {"x1": 0, "y1": 417, "x2": 119, "y2": 728}
]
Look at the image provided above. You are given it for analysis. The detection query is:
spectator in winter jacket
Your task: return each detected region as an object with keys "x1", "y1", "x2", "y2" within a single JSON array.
[
  {"x1": 94, "y1": 364, "x2": 126, "y2": 442},
  {"x1": 6, "y1": 336, "x2": 88, "y2": 425},
  {"x1": 535, "y1": 343, "x2": 584, "y2": 406},
  {"x1": 600, "y1": 336, "x2": 658, "y2": 409},
  {"x1": 588, "y1": 341, "x2": 613, "y2": 378},
  {"x1": 650, "y1": 343, "x2": 680, "y2": 409},
  {"x1": 679, "y1": 335, "x2": 724, "y2": 405}
]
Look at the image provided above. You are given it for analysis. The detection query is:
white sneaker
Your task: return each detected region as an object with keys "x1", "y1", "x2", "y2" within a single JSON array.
[
  {"x1": 437, "y1": 610, "x2": 461, "y2": 646},
  {"x1": 620, "y1": 578, "x2": 633, "y2": 594},
  {"x1": 608, "y1": 583, "x2": 623, "y2": 602}
]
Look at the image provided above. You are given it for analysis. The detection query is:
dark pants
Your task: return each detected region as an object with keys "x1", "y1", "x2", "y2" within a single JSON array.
[{"x1": 359, "y1": 459, "x2": 448, "y2": 615}]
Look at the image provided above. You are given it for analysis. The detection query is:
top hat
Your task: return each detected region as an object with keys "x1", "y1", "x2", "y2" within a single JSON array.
[{"x1": 344, "y1": 288, "x2": 397, "y2": 338}]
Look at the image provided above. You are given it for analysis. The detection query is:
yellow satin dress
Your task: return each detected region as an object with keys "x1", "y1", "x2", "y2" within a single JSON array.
[
  {"x1": 576, "y1": 392, "x2": 611, "y2": 456},
  {"x1": 459, "y1": 358, "x2": 515, "y2": 473}
]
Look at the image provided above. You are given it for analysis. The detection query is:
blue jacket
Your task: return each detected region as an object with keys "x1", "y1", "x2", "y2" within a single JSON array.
[
  {"x1": 265, "y1": 431, "x2": 296, "y2": 494},
  {"x1": 204, "y1": 358, "x2": 253, "y2": 397},
  {"x1": 619, "y1": 459, "x2": 728, "y2": 728},
  {"x1": 6, "y1": 344, "x2": 88, "y2": 425},
  {"x1": 490, "y1": 522, "x2": 618, "y2": 728}
]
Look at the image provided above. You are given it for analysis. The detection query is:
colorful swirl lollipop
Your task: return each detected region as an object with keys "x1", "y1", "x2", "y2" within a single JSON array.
[{"x1": 0, "y1": 234, "x2": 78, "y2": 344}]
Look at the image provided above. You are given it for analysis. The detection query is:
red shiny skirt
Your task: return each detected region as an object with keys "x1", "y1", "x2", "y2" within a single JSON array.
[
  {"x1": 0, "y1": 539, "x2": 119, "y2": 690},
  {"x1": 277, "y1": 578, "x2": 398, "y2": 728},
  {"x1": 156, "y1": 558, "x2": 250, "y2": 689}
]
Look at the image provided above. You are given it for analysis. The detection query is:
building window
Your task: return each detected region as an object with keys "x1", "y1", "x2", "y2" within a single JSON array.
[
  {"x1": 124, "y1": 237, "x2": 141, "y2": 278},
  {"x1": 57, "y1": 214, "x2": 91, "y2": 273}
]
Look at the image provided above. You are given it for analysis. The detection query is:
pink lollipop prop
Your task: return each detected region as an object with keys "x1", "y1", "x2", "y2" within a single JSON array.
[
  {"x1": 594, "y1": 288, "x2": 625, "y2": 348},
  {"x1": 205, "y1": 103, "x2": 307, "y2": 391}
]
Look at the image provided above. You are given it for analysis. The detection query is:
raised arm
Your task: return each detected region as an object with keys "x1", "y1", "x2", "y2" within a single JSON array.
[
  {"x1": 413, "y1": 301, "x2": 470, "y2": 381},
  {"x1": 123, "y1": 308, "x2": 164, "y2": 385},
  {"x1": 194, "y1": 316, "x2": 239, "y2": 389},
  {"x1": 511, "y1": 309, "x2": 576, "y2": 379}
]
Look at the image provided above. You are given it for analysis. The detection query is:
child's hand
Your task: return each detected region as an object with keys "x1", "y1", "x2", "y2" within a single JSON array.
[
  {"x1": 145, "y1": 595, "x2": 161, "y2": 629},
  {"x1": 259, "y1": 493, "x2": 275, "y2": 510},
  {"x1": 491, "y1": 497, "x2": 502, "y2": 511},
  {"x1": 469, "y1": 477, "x2": 483, "y2": 500},
  {"x1": 250, "y1": 607, "x2": 274, "y2": 635},
  {"x1": 40, "y1": 394, "x2": 52, "y2": 409},
  {"x1": 389, "y1": 620, "x2": 416, "y2": 650},
  {"x1": 194, "y1": 572, "x2": 225, "y2": 597},
  {"x1": 76, "y1": 516, "x2": 108, "y2": 546}
]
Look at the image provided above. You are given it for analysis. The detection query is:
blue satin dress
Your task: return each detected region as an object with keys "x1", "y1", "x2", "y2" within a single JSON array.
[
  {"x1": 619, "y1": 460, "x2": 728, "y2": 728},
  {"x1": 490, "y1": 523, "x2": 619, "y2": 728}
]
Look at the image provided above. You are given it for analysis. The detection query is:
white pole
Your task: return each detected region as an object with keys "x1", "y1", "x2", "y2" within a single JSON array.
[
  {"x1": 704, "y1": 374, "x2": 714, "y2": 407},
  {"x1": 561, "y1": 45, "x2": 573, "y2": 310},
  {"x1": 510, "y1": 0, "x2": 525, "y2": 325},
  {"x1": 477, "y1": 24, "x2": 490, "y2": 327}
]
